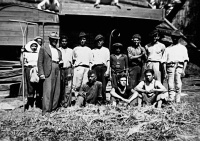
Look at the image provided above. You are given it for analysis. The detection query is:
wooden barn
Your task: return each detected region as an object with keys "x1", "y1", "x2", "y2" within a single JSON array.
[{"x1": 0, "y1": 0, "x2": 174, "y2": 97}]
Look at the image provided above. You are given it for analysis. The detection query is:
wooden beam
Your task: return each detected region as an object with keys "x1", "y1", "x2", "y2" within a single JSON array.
[
  {"x1": 0, "y1": 75, "x2": 22, "y2": 82},
  {"x1": 0, "y1": 68, "x2": 22, "y2": 78},
  {"x1": 61, "y1": 3, "x2": 165, "y2": 21}
]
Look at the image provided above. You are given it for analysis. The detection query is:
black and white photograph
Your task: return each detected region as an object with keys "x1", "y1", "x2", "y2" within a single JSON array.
[{"x1": 0, "y1": 0, "x2": 200, "y2": 140}]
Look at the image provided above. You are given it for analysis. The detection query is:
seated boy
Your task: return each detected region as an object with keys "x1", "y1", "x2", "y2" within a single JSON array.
[
  {"x1": 75, "y1": 70, "x2": 102, "y2": 107},
  {"x1": 110, "y1": 74, "x2": 138, "y2": 106},
  {"x1": 135, "y1": 69, "x2": 168, "y2": 108}
]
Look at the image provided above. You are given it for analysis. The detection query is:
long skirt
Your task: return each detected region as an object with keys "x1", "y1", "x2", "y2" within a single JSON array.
[{"x1": 42, "y1": 62, "x2": 61, "y2": 113}]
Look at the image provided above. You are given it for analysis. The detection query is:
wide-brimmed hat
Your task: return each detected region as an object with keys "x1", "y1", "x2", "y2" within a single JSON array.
[
  {"x1": 34, "y1": 36, "x2": 43, "y2": 41},
  {"x1": 48, "y1": 32, "x2": 60, "y2": 39},
  {"x1": 150, "y1": 30, "x2": 160, "y2": 37},
  {"x1": 25, "y1": 41, "x2": 40, "y2": 52},
  {"x1": 79, "y1": 32, "x2": 87, "y2": 38},
  {"x1": 132, "y1": 34, "x2": 141, "y2": 40},
  {"x1": 95, "y1": 34, "x2": 104, "y2": 41},
  {"x1": 113, "y1": 43, "x2": 123, "y2": 48}
]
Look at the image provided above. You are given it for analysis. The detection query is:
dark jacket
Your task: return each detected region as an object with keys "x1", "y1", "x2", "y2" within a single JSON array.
[{"x1": 38, "y1": 44, "x2": 62, "y2": 78}]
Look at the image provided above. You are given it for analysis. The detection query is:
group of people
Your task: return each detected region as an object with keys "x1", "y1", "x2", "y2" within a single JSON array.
[{"x1": 22, "y1": 29, "x2": 189, "y2": 115}]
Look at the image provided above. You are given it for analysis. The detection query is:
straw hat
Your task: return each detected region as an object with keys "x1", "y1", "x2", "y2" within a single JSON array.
[{"x1": 48, "y1": 32, "x2": 60, "y2": 39}]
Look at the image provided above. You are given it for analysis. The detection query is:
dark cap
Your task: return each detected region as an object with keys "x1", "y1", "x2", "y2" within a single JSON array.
[
  {"x1": 150, "y1": 30, "x2": 160, "y2": 37},
  {"x1": 95, "y1": 34, "x2": 104, "y2": 41},
  {"x1": 113, "y1": 43, "x2": 123, "y2": 47},
  {"x1": 132, "y1": 34, "x2": 141, "y2": 40},
  {"x1": 161, "y1": 35, "x2": 173, "y2": 43},
  {"x1": 171, "y1": 30, "x2": 182, "y2": 37},
  {"x1": 79, "y1": 32, "x2": 87, "y2": 38}
]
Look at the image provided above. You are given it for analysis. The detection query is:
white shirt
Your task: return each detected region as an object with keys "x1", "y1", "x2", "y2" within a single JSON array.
[
  {"x1": 24, "y1": 52, "x2": 38, "y2": 66},
  {"x1": 162, "y1": 43, "x2": 189, "y2": 63},
  {"x1": 72, "y1": 46, "x2": 92, "y2": 66},
  {"x1": 49, "y1": 45, "x2": 59, "y2": 62},
  {"x1": 92, "y1": 47, "x2": 110, "y2": 65},
  {"x1": 146, "y1": 42, "x2": 165, "y2": 62},
  {"x1": 59, "y1": 47, "x2": 73, "y2": 68}
]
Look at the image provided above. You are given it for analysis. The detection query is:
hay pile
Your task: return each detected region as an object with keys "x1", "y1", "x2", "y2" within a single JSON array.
[{"x1": 0, "y1": 103, "x2": 200, "y2": 141}]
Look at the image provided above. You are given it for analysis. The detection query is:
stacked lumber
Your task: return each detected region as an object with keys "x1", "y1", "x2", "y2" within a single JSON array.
[{"x1": 0, "y1": 60, "x2": 22, "y2": 97}]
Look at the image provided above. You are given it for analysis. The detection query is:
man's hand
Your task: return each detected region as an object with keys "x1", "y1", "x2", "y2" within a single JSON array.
[
  {"x1": 164, "y1": 73, "x2": 168, "y2": 81},
  {"x1": 40, "y1": 74, "x2": 45, "y2": 80},
  {"x1": 181, "y1": 70, "x2": 185, "y2": 77},
  {"x1": 104, "y1": 71, "x2": 110, "y2": 77}
]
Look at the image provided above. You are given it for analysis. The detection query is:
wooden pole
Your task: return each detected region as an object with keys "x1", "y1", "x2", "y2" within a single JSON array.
[{"x1": 9, "y1": 19, "x2": 37, "y2": 113}]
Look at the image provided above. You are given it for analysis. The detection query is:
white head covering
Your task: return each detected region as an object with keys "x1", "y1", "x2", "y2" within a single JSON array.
[{"x1": 25, "y1": 41, "x2": 40, "y2": 52}]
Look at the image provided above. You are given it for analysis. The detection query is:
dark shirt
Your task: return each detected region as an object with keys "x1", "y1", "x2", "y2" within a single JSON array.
[
  {"x1": 114, "y1": 86, "x2": 132, "y2": 99},
  {"x1": 110, "y1": 54, "x2": 128, "y2": 73},
  {"x1": 79, "y1": 81, "x2": 102, "y2": 104},
  {"x1": 127, "y1": 46, "x2": 146, "y2": 67}
]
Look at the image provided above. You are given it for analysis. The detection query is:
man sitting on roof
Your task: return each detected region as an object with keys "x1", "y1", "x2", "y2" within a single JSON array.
[
  {"x1": 94, "y1": 0, "x2": 121, "y2": 9},
  {"x1": 37, "y1": 0, "x2": 60, "y2": 13}
]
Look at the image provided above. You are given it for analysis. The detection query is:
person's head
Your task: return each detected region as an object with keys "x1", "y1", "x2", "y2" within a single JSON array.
[
  {"x1": 150, "y1": 30, "x2": 160, "y2": 43},
  {"x1": 88, "y1": 70, "x2": 97, "y2": 84},
  {"x1": 34, "y1": 36, "x2": 43, "y2": 46},
  {"x1": 171, "y1": 30, "x2": 181, "y2": 44},
  {"x1": 95, "y1": 34, "x2": 104, "y2": 48},
  {"x1": 118, "y1": 74, "x2": 127, "y2": 87},
  {"x1": 131, "y1": 34, "x2": 141, "y2": 47},
  {"x1": 30, "y1": 42, "x2": 38, "y2": 52},
  {"x1": 161, "y1": 35, "x2": 173, "y2": 47},
  {"x1": 79, "y1": 32, "x2": 87, "y2": 46},
  {"x1": 60, "y1": 35, "x2": 68, "y2": 48},
  {"x1": 113, "y1": 43, "x2": 123, "y2": 55},
  {"x1": 49, "y1": 32, "x2": 59, "y2": 47},
  {"x1": 144, "y1": 69, "x2": 154, "y2": 82},
  {"x1": 25, "y1": 41, "x2": 39, "y2": 53}
]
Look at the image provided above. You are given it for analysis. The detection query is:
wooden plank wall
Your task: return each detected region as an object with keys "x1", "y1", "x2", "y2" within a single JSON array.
[
  {"x1": 0, "y1": 5, "x2": 59, "y2": 97},
  {"x1": 0, "y1": 5, "x2": 59, "y2": 46}
]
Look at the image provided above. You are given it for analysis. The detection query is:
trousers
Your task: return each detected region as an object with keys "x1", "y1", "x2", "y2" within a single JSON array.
[
  {"x1": 73, "y1": 66, "x2": 89, "y2": 91},
  {"x1": 167, "y1": 66, "x2": 183, "y2": 102},
  {"x1": 146, "y1": 62, "x2": 161, "y2": 82}
]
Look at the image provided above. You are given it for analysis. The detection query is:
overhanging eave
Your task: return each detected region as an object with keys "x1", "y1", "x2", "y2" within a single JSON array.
[{"x1": 60, "y1": 3, "x2": 165, "y2": 21}]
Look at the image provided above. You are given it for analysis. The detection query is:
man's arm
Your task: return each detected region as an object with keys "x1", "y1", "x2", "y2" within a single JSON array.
[
  {"x1": 134, "y1": 81, "x2": 147, "y2": 94},
  {"x1": 110, "y1": 88, "x2": 127, "y2": 102},
  {"x1": 151, "y1": 81, "x2": 167, "y2": 93},
  {"x1": 37, "y1": 0, "x2": 47, "y2": 10},
  {"x1": 127, "y1": 47, "x2": 143, "y2": 59},
  {"x1": 105, "y1": 48, "x2": 110, "y2": 77},
  {"x1": 127, "y1": 89, "x2": 139, "y2": 103},
  {"x1": 37, "y1": 47, "x2": 45, "y2": 79}
]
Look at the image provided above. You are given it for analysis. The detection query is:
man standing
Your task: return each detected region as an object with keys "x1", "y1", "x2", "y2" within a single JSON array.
[
  {"x1": 145, "y1": 30, "x2": 165, "y2": 82},
  {"x1": 135, "y1": 69, "x2": 168, "y2": 108},
  {"x1": 127, "y1": 34, "x2": 146, "y2": 89},
  {"x1": 38, "y1": 32, "x2": 62, "y2": 114},
  {"x1": 58, "y1": 35, "x2": 73, "y2": 107},
  {"x1": 75, "y1": 70, "x2": 102, "y2": 107},
  {"x1": 110, "y1": 43, "x2": 128, "y2": 87},
  {"x1": 110, "y1": 74, "x2": 138, "y2": 106},
  {"x1": 92, "y1": 34, "x2": 110, "y2": 103},
  {"x1": 34, "y1": 36, "x2": 43, "y2": 47},
  {"x1": 72, "y1": 32, "x2": 93, "y2": 92},
  {"x1": 162, "y1": 31, "x2": 189, "y2": 103}
]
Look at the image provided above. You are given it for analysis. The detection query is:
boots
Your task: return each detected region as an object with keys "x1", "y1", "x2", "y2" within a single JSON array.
[{"x1": 25, "y1": 97, "x2": 34, "y2": 110}]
